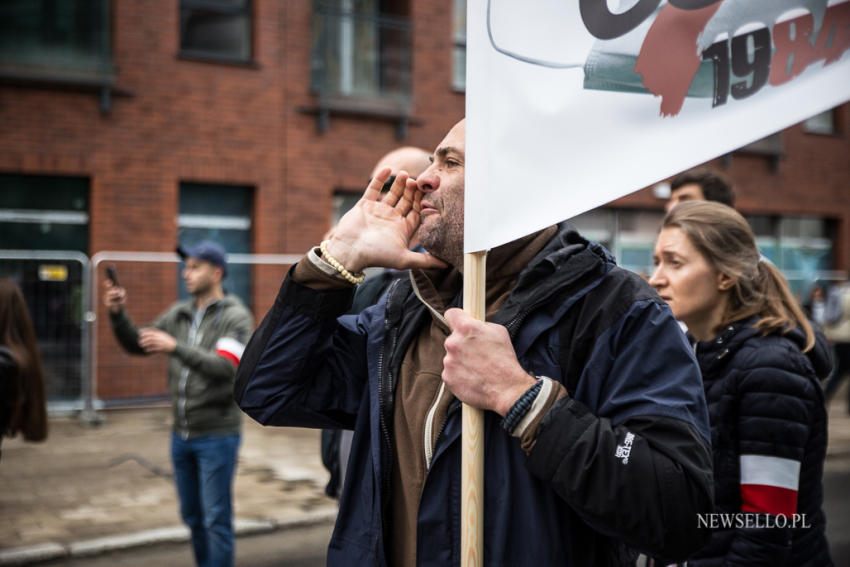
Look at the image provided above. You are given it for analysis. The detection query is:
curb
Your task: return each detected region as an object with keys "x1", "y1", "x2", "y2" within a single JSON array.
[{"x1": 0, "y1": 508, "x2": 338, "y2": 566}]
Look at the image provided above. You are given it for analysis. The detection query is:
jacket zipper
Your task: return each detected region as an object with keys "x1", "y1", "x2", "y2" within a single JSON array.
[
  {"x1": 418, "y1": 301, "x2": 451, "y2": 471},
  {"x1": 504, "y1": 308, "x2": 532, "y2": 339},
  {"x1": 377, "y1": 280, "x2": 402, "y2": 532},
  {"x1": 429, "y1": 399, "x2": 460, "y2": 468},
  {"x1": 415, "y1": 274, "x2": 536, "y2": 470},
  {"x1": 178, "y1": 306, "x2": 206, "y2": 440},
  {"x1": 424, "y1": 382, "x2": 446, "y2": 469}
]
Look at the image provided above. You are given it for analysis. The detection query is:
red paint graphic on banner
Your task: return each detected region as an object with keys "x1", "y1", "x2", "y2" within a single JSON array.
[
  {"x1": 635, "y1": 2, "x2": 722, "y2": 116},
  {"x1": 771, "y1": 2, "x2": 850, "y2": 86},
  {"x1": 627, "y1": 0, "x2": 850, "y2": 116}
]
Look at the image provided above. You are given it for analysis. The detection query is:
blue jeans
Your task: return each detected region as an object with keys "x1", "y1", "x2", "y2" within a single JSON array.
[{"x1": 171, "y1": 432, "x2": 241, "y2": 567}]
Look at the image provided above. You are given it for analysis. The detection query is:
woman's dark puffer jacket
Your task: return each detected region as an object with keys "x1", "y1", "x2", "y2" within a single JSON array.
[{"x1": 688, "y1": 316, "x2": 833, "y2": 566}]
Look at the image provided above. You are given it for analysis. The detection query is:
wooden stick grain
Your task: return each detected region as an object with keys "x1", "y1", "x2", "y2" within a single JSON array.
[{"x1": 461, "y1": 250, "x2": 487, "y2": 567}]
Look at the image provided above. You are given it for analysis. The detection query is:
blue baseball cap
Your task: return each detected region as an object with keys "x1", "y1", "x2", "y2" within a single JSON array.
[{"x1": 176, "y1": 240, "x2": 228, "y2": 278}]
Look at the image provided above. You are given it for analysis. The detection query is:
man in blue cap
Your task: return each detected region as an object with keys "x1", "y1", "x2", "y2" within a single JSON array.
[{"x1": 104, "y1": 240, "x2": 253, "y2": 567}]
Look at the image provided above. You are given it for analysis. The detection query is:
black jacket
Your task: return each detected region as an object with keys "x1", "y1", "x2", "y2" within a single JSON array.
[
  {"x1": 689, "y1": 317, "x2": 833, "y2": 566},
  {"x1": 236, "y1": 224, "x2": 714, "y2": 565}
]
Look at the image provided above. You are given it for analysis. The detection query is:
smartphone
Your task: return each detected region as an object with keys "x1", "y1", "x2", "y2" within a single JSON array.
[{"x1": 105, "y1": 264, "x2": 120, "y2": 287}]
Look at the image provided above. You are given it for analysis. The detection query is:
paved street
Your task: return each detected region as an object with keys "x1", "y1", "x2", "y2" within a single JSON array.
[
  {"x1": 0, "y1": 406, "x2": 338, "y2": 564},
  {"x1": 38, "y1": 522, "x2": 334, "y2": 567},
  {"x1": 1, "y1": 387, "x2": 849, "y2": 565}
]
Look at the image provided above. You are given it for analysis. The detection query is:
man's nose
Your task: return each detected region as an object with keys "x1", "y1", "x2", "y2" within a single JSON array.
[{"x1": 417, "y1": 167, "x2": 439, "y2": 193}]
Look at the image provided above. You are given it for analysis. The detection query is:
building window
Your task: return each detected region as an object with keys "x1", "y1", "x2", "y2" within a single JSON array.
[
  {"x1": 311, "y1": 0, "x2": 411, "y2": 103},
  {"x1": 0, "y1": 1, "x2": 112, "y2": 83},
  {"x1": 568, "y1": 208, "x2": 614, "y2": 252},
  {"x1": 748, "y1": 214, "x2": 835, "y2": 296},
  {"x1": 332, "y1": 191, "x2": 361, "y2": 227},
  {"x1": 180, "y1": 0, "x2": 253, "y2": 62},
  {"x1": 178, "y1": 183, "x2": 253, "y2": 306},
  {"x1": 803, "y1": 109, "x2": 836, "y2": 135},
  {"x1": 0, "y1": 174, "x2": 89, "y2": 252},
  {"x1": 453, "y1": 0, "x2": 466, "y2": 91},
  {"x1": 569, "y1": 208, "x2": 664, "y2": 278}
]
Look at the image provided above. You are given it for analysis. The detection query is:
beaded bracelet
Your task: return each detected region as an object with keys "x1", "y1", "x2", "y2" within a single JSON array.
[
  {"x1": 319, "y1": 240, "x2": 366, "y2": 285},
  {"x1": 501, "y1": 379, "x2": 543, "y2": 433}
]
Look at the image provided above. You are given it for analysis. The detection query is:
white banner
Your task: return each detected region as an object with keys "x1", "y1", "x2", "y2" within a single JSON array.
[{"x1": 464, "y1": 0, "x2": 850, "y2": 252}]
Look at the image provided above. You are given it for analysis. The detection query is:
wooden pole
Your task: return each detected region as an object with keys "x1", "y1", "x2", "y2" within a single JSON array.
[{"x1": 461, "y1": 250, "x2": 487, "y2": 567}]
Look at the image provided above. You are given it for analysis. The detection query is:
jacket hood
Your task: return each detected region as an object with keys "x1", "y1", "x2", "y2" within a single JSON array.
[
  {"x1": 492, "y1": 222, "x2": 612, "y2": 327},
  {"x1": 519, "y1": 222, "x2": 614, "y2": 285}
]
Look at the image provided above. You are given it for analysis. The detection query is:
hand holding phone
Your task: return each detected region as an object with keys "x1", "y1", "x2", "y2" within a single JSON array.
[
  {"x1": 103, "y1": 265, "x2": 125, "y2": 313},
  {"x1": 105, "y1": 264, "x2": 120, "y2": 287}
]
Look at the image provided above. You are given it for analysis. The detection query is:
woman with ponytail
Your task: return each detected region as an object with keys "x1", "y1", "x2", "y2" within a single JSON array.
[
  {"x1": 650, "y1": 201, "x2": 832, "y2": 565},
  {"x1": 0, "y1": 277, "x2": 48, "y2": 461}
]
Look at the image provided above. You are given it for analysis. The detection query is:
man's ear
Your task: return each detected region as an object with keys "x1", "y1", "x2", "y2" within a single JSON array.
[{"x1": 212, "y1": 266, "x2": 225, "y2": 283}]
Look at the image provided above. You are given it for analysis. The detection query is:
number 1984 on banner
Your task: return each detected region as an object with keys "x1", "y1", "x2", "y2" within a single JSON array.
[{"x1": 701, "y1": 2, "x2": 850, "y2": 107}]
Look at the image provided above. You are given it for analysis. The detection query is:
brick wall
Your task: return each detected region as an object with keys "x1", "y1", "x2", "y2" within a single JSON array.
[
  {"x1": 1, "y1": 0, "x2": 847, "y2": 400},
  {"x1": 0, "y1": 0, "x2": 465, "y2": 401}
]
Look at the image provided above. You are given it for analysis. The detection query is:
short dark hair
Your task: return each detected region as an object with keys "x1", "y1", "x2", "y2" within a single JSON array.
[{"x1": 670, "y1": 168, "x2": 735, "y2": 208}]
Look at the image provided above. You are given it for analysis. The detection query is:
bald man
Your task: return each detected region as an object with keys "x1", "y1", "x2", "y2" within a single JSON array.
[
  {"x1": 370, "y1": 146, "x2": 431, "y2": 185},
  {"x1": 237, "y1": 120, "x2": 712, "y2": 565},
  {"x1": 323, "y1": 145, "x2": 432, "y2": 499}
]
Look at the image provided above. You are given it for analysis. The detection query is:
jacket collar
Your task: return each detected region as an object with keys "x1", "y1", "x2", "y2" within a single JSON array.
[
  {"x1": 693, "y1": 315, "x2": 831, "y2": 380},
  {"x1": 691, "y1": 318, "x2": 756, "y2": 374},
  {"x1": 491, "y1": 222, "x2": 612, "y2": 329},
  {"x1": 409, "y1": 226, "x2": 558, "y2": 328},
  {"x1": 405, "y1": 223, "x2": 613, "y2": 338},
  {"x1": 174, "y1": 294, "x2": 238, "y2": 318}
]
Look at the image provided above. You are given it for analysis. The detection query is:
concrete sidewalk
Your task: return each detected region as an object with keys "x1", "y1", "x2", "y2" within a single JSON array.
[
  {"x1": 2, "y1": 391, "x2": 850, "y2": 565},
  {"x1": 0, "y1": 406, "x2": 338, "y2": 565}
]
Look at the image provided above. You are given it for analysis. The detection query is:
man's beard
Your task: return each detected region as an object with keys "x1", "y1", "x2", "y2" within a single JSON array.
[
  {"x1": 419, "y1": 214, "x2": 464, "y2": 268},
  {"x1": 191, "y1": 279, "x2": 212, "y2": 298}
]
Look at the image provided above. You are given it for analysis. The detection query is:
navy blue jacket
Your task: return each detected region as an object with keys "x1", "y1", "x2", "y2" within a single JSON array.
[
  {"x1": 688, "y1": 318, "x2": 833, "y2": 566},
  {"x1": 235, "y1": 225, "x2": 714, "y2": 566}
]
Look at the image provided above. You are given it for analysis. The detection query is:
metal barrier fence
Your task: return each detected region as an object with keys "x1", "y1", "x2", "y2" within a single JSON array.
[
  {"x1": 0, "y1": 250, "x2": 300, "y2": 419},
  {"x1": 2, "y1": 249, "x2": 847, "y2": 419},
  {"x1": 87, "y1": 252, "x2": 300, "y2": 421},
  {"x1": 0, "y1": 250, "x2": 91, "y2": 413}
]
